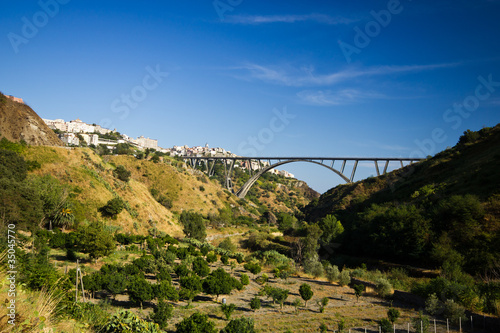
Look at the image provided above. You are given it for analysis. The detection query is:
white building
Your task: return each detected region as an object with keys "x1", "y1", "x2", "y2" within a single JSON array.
[
  {"x1": 59, "y1": 133, "x2": 79, "y2": 146},
  {"x1": 80, "y1": 133, "x2": 99, "y2": 146}
]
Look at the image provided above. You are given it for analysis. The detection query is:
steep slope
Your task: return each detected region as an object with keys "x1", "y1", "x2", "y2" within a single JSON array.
[
  {"x1": 0, "y1": 92, "x2": 63, "y2": 146},
  {"x1": 21, "y1": 146, "x2": 317, "y2": 236},
  {"x1": 23, "y1": 147, "x2": 246, "y2": 236},
  {"x1": 303, "y1": 124, "x2": 500, "y2": 274}
]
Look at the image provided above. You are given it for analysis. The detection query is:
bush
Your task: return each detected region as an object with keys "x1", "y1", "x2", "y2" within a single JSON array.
[
  {"x1": 113, "y1": 165, "x2": 131, "y2": 182},
  {"x1": 192, "y1": 257, "x2": 210, "y2": 277},
  {"x1": 220, "y1": 303, "x2": 236, "y2": 321},
  {"x1": 425, "y1": 293, "x2": 443, "y2": 315},
  {"x1": 353, "y1": 284, "x2": 364, "y2": 301},
  {"x1": 220, "y1": 317, "x2": 256, "y2": 333},
  {"x1": 375, "y1": 277, "x2": 392, "y2": 297},
  {"x1": 218, "y1": 237, "x2": 237, "y2": 252},
  {"x1": 387, "y1": 308, "x2": 400, "y2": 324},
  {"x1": 318, "y1": 297, "x2": 328, "y2": 313},
  {"x1": 150, "y1": 299, "x2": 173, "y2": 329},
  {"x1": 175, "y1": 313, "x2": 217, "y2": 333},
  {"x1": 99, "y1": 197, "x2": 125, "y2": 218},
  {"x1": 244, "y1": 263, "x2": 262, "y2": 276},
  {"x1": 250, "y1": 296, "x2": 261, "y2": 311},
  {"x1": 338, "y1": 270, "x2": 351, "y2": 287},
  {"x1": 380, "y1": 318, "x2": 393, "y2": 333},
  {"x1": 240, "y1": 274, "x2": 250, "y2": 286},
  {"x1": 104, "y1": 310, "x2": 161, "y2": 332},
  {"x1": 411, "y1": 312, "x2": 430, "y2": 333},
  {"x1": 442, "y1": 299, "x2": 466, "y2": 324},
  {"x1": 299, "y1": 283, "x2": 313, "y2": 307},
  {"x1": 325, "y1": 264, "x2": 340, "y2": 283}
]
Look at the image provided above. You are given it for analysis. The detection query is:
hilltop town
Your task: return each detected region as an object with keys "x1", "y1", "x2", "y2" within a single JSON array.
[{"x1": 43, "y1": 117, "x2": 295, "y2": 178}]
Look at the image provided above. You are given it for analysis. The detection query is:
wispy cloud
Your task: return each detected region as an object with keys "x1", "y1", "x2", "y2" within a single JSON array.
[
  {"x1": 225, "y1": 14, "x2": 357, "y2": 25},
  {"x1": 231, "y1": 62, "x2": 462, "y2": 87},
  {"x1": 488, "y1": 98, "x2": 500, "y2": 106},
  {"x1": 297, "y1": 89, "x2": 386, "y2": 106}
]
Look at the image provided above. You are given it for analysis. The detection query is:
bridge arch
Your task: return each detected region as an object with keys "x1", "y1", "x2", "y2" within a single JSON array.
[{"x1": 236, "y1": 159, "x2": 350, "y2": 198}]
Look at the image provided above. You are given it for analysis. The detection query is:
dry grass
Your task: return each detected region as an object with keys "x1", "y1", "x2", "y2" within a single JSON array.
[{"x1": 0, "y1": 251, "x2": 82, "y2": 332}]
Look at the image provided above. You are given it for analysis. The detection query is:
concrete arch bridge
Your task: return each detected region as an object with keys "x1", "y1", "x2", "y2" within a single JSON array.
[{"x1": 184, "y1": 156, "x2": 423, "y2": 198}]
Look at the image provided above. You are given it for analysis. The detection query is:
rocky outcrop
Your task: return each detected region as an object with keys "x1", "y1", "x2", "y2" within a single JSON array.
[{"x1": 0, "y1": 92, "x2": 62, "y2": 146}]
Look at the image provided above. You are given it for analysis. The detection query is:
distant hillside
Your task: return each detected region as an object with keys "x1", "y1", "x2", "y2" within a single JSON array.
[
  {"x1": 0, "y1": 92, "x2": 62, "y2": 146},
  {"x1": 303, "y1": 124, "x2": 500, "y2": 275},
  {"x1": 17, "y1": 145, "x2": 316, "y2": 236}
]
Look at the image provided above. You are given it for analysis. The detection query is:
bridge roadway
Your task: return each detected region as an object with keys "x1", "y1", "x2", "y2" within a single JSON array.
[{"x1": 183, "y1": 156, "x2": 424, "y2": 198}]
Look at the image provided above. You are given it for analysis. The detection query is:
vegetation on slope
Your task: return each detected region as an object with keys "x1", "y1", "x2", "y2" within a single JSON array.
[{"x1": 303, "y1": 125, "x2": 500, "y2": 277}]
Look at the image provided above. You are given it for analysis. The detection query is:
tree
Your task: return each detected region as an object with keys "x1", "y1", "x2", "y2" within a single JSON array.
[
  {"x1": 180, "y1": 275, "x2": 203, "y2": 294},
  {"x1": 374, "y1": 278, "x2": 392, "y2": 297},
  {"x1": 220, "y1": 255, "x2": 229, "y2": 265},
  {"x1": 380, "y1": 318, "x2": 393, "y2": 333},
  {"x1": 192, "y1": 257, "x2": 210, "y2": 277},
  {"x1": 240, "y1": 274, "x2": 250, "y2": 286},
  {"x1": 220, "y1": 317, "x2": 256, "y2": 333},
  {"x1": 411, "y1": 312, "x2": 430, "y2": 333},
  {"x1": 104, "y1": 272, "x2": 128, "y2": 299},
  {"x1": 218, "y1": 237, "x2": 236, "y2": 252},
  {"x1": 30, "y1": 175, "x2": 71, "y2": 230},
  {"x1": 203, "y1": 268, "x2": 238, "y2": 302},
  {"x1": 292, "y1": 298, "x2": 302, "y2": 312},
  {"x1": 271, "y1": 288, "x2": 289, "y2": 309},
  {"x1": 220, "y1": 303, "x2": 236, "y2": 320},
  {"x1": 76, "y1": 221, "x2": 116, "y2": 260},
  {"x1": 180, "y1": 211, "x2": 207, "y2": 241},
  {"x1": 114, "y1": 143, "x2": 132, "y2": 155},
  {"x1": 244, "y1": 263, "x2": 261, "y2": 277},
  {"x1": 338, "y1": 270, "x2": 351, "y2": 287},
  {"x1": 150, "y1": 299, "x2": 173, "y2": 329},
  {"x1": 303, "y1": 223, "x2": 323, "y2": 258},
  {"x1": 0, "y1": 149, "x2": 27, "y2": 181},
  {"x1": 299, "y1": 283, "x2": 314, "y2": 308},
  {"x1": 154, "y1": 281, "x2": 179, "y2": 302},
  {"x1": 318, "y1": 214, "x2": 344, "y2": 245},
  {"x1": 175, "y1": 313, "x2": 217, "y2": 333},
  {"x1": 99, "y1": 197, "x2": 125, "y2": 218},
  {"x1": 113, "y1": 165, "x2": 131, "y2": 182},
  {"x1": 127, "y1": 276, "x2": 154, "y2": 309},
  {"x1": 250, "y1": 296, "x2": 261, "y2": 311},
  {"x1": 175, "y1": 264, "x2": 190, "y2": 278},
  {"x1": 387, "y1": 308, "x2": 400, "y2": 324},
  {"x1": 325, "y1": 264, "x2": 340, "y2": 283},
  {"x1": 206, "y1": 252, "x2": 217, "y2": 264},
  {"x1": 353, "y1": 284, "x2": 364, "y2": 302},
  {"x1": 318, "y1": 297, "x2": 329, "y2": 313}
]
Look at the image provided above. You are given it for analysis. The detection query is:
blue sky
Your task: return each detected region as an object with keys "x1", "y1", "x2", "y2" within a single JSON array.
[{"x1": 1, "y1": 0, "x2": 499, "y2": 193}]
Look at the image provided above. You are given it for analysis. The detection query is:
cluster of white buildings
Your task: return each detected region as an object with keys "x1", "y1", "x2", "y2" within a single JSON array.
[
  {"x1": 163, "y1": 144, "x2": 234, "y2": 157},
  {"x1": 43, "y1": 118, "x2": 295, "y2": 179},
  {"x1": 43, "y1": 118, "x2": 112, "y2": 135},
  {"x1": 43, "y1": 118, "x2": 158, "y2": 149}
]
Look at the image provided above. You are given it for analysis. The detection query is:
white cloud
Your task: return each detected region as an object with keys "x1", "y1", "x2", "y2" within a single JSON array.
[
  {"x1": 297, "y1": 89, "x2": 386, "y2": 106},
  {"x1": 231, "y1": 62, "x2": 461, "y2": 87},
  {"x1": 225, "y1": 14, "x2": 357, "y2": 25}
]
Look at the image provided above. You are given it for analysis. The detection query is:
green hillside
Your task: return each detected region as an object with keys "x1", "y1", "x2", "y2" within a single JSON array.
[
  {"x1": 302, "y1": 124, "x2": 500, "y2": 276},
  {"x1": 0, "y1": 139, "x2": 316, "y2": 237}
]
